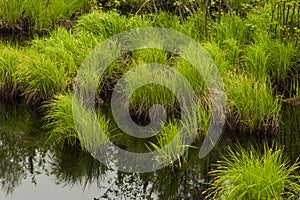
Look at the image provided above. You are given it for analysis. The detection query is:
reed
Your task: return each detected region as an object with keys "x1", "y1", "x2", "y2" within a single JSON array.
[
  {"x1": 0, "y1": 0, "x2": 23, "y2": 25},
  {"x1": 268, "y1": 40, "x2": 297, "y2": 83},
  {"x1": 124, "y1": 82, "x2": 177, "y2": 117},
  {"x1": 220, "y1": 38, "x2": 242, "y2": 69},
  {"x1": 205, "y1": 144, "x2": 300, "y2": 199},
  {"x1": 201, "y1": 41, "x2": 231, "y2": 75}
]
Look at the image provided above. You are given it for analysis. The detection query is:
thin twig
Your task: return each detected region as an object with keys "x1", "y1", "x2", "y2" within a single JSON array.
[
  {"x1": 135, "y1": 0, "x2": 151, "y2": 15},
  {"x1": 218, "y1": 0, "x2": 221, "y2": 23}
]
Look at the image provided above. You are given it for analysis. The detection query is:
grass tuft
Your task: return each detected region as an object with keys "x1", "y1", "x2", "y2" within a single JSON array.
[
  {"x1": 147, "y1": 121, "x2": 189, "y2": 170},
  {"x1": 225, "y1": 74, "x2": 281, "y2": 132},
  {"x1": 43, "y1": 93, "x2": 111, "y2": 150},
  {"x1": 205, "y1": 144, "x2": 300, "y2": 199},
  {"x1": 0, "y1": 0, "x2": 91, "y2": 32}
]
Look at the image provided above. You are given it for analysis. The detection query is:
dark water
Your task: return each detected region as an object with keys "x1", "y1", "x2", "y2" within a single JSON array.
[{"x1": 0, "y1": 102, "x2": 299, "y2": 200}]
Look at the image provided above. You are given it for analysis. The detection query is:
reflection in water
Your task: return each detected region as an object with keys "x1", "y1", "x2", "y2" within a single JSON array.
[
  {"x1": 50, "y1": 148, "x2": 109, "y2": 190},
  {"x1": 0, "y1": 102, "x2": 299, "y2": 199},
  {"x1": 97, "y1": 154, "x2": 209, "y2": 199},
  {"x1": 278, "y1": 104, "x2": 300, "y2": 161},
  {"x1": 0, "y1": 103, "x2": 47, "y2": 195}
]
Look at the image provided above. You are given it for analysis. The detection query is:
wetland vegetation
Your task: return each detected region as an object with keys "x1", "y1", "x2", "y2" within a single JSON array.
[{"x1": 0, "y1": 0, "x2": 300, "y2": 199}]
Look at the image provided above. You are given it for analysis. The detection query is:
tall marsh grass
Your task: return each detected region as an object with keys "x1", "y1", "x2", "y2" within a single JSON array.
[
  {"x1": 225, "y1": 74, "x2": 281, "y2": 131},
  {"x1": 146, "y1": 101, "x2": 211, "y2": 169},
  {"x1": 205, "y1": 145, "x2": 300, "y2": 199},
  {"x1": 245, "y1": 33, "x2": 297, "y2": 83},
  {"x1": 147, "y1": 122, "x2": 188, "y2": 169},
  {"x1": 0, "y1": 44, "x2": 21, "y2": 96},
  {"x1": 0, "y1": 28, "x2": 100, "y2": 102},
  {"x1": 30, "y1": 27, "x2": 100, "y2": 68},
  {"x1": 173, "y1": 57, "x2": 207, "y2": 96},
  {"x1": 244, "y1": 42, "x2": 270, "y2": 79},
  {"x1": 209, "y1": 14, "x2": 254, "y2": 45},
  {"x1": 74, "y1": 10, "x2": 182, "y2": 38},
  {"x1": 15, "y1": 50, "x2": 70, "y2": 100},
  {"x1": 75, "y1": 11, "x2": 129, "y2": 39},
  {"x1": 43, "y1": 93, "x2": 111, "y2": 150},
  {"x1": 0, "y1": 5, "x2": 297, "y2": 135},
  {"x1": 202, "y1": 39, "x2": 241, "y2": 75},
  {"x1": 0, "y1": 0, "x2": 91, "y2": 32}
]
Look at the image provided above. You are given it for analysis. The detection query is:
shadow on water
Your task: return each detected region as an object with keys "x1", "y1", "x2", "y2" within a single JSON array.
[
  {"x1": 0, "y1": 101, "x2": 299, "y2": 199},
  {"x1": 277, "y1": 104, "x2": 300, "y2": 162}
]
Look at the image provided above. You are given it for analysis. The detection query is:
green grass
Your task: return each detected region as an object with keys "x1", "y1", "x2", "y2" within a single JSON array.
[
  {"x1": 209, "y1": 13, "x2": 255, "y2": 45},
  {"x1": 244, "y1": 42, "x2": 270, "y2": 79},
  {"x1": 131, "y1": 49, "x2": 169, "y2": 66},
  {"x1": 146, "y1": 101, "x2": 210, "y2": 169},
  {"x1": 74, "y1": 10, "x2": 182, "y2": 38},
  {"x1": 0, "y1": 28, "x2": 100, "y2": 102},
  {"x1": 15, "y1": 49, "x2": 70, "y2": 100},
  {"x1": 201, "y1": 41, "x2": 231, "y2": 75},
  {"x1": 0, "y1": 44, "x2": 21, "y2": 96},
  {"x1": 205, "y1": 144, "x2": 300, "y2": 199},
  {"x1": 114, "y1": 51, "x2": 178, "y2": 115},
  {"x1": 74, "y1": 11, "x2": 129, "y2": 39},
  {"x1": 201, "y1": 39, "x2": 242, "y2": 76},
  {"x1": 43, "y1": 93, "x2": 111, "y2": 150},
  {"x1": 147, "y1": 121, "x2": 189, "y2": 169},
  {"x1": 245, "y1": 33, "x2": 297, "y2": 82},
  {"x1": 173, "y1": 57, "x2": 207, "y2": 96},
  {"x1": 268, "y1": 41, "x2": 297, "y2": 83},
  {"x1": 0, "y1": 0, "x2": 91, "y2": 32},
  {"x1": 0, "y1": 44, "x2": 69, "y2": 101},
  {"x1": 114, "y1": 58, "x2": 208, "y2": 118},
  {"x1": 225, "y1": 74, "x2": 281, "y2": 131},
  {"x1": 30, "y1": 27, "x2": 100, "y2": 69},
  {"x1": 0, "y1": 2, "x2": 298, "y2": 135}
]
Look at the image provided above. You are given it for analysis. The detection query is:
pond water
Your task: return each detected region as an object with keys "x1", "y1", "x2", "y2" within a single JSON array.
[{"x1": 0, "y1": 101, "x2": 299, "y2": 199}]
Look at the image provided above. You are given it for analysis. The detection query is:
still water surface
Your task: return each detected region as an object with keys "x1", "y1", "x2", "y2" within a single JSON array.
[{"x1": 0, "y1": 102, "x2": 299, "y2": 199}]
